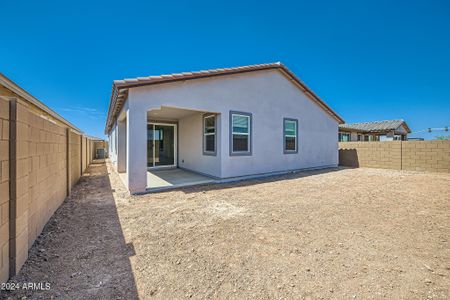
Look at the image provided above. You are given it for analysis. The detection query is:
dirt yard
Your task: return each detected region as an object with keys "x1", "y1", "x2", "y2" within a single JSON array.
[{"x1": 1, "y1": 161, "x2": 449, "y2": 299}]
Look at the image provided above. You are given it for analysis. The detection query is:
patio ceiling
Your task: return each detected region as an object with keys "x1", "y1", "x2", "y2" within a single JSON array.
[{"x1": 147, "y1": 106, "x2": 212, "y2": 121}]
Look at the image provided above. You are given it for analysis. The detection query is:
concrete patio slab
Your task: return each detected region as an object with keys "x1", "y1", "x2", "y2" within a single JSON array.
[{"x1": 147, "y1": 168, "x2": 215, "y2": 191}]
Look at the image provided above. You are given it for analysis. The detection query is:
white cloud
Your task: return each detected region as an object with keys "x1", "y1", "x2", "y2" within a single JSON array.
[{"x1": 60, "y1": 106, "x2": 106, "y2": 120}]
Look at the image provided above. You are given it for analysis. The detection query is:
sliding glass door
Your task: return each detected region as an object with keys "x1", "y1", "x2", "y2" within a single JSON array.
[{"x1": 147, "y1": 123, "x2": 177, "y2": 168}]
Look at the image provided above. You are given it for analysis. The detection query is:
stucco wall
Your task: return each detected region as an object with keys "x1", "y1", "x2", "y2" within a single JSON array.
[
  {"x1": 178, "y1": 112, "x2": 221, "y2": 177},
  {"x1": 108, "y1": 123, "x2": 118, "y2": 168},
  {"x1": 125, "y1": 69, "x2": 339, "y2": 192},
  {"x1": 217, "y1": 71, "x2": 338, "y2": 178}
]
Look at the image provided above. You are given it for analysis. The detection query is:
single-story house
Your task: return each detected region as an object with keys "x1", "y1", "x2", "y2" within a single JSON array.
[
  {"x1": 338, "y1": 119, "x2": 411, "y2": 142},
  {"x1": 105, "y1": 62, "x2": 344, "y2": 193}
]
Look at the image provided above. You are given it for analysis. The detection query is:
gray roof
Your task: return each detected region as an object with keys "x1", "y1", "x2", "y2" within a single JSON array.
[{"x1": 339, "y1": 119, "x2": 411, "y2": 133}]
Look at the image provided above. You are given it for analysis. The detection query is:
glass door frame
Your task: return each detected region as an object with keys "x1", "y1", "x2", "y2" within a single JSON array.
[{"x1": 147, "y1": 122, "x2": 178, "y2": 169}]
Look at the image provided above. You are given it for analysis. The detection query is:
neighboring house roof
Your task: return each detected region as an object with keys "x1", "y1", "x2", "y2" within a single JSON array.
[
  {"x1": 105, "y1": 62, "x2": 345, "y2": 133},
  {"x1": 339, "y1": 119, "x2": 411, "y2": 133},
  {"x1": 0, "y1": 73, "x2": 81, "y2": 132}
]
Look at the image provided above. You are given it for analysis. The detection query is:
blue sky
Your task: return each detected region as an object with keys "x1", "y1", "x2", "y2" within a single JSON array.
[{"x1": 1, "y1": 0, "x2": 449, "y2": 139}]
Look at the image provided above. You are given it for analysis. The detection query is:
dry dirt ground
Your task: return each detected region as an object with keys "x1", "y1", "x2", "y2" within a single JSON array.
[{"x1": 1, "y1": 160, "x2": 449, "y2": 299}]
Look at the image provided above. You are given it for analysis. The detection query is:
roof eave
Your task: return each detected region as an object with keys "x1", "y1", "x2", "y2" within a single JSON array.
[
  {"x1": 104, "y1": 63, "x2": 345, "y2": 133},
  {"x1": 400, "y1": 121, "x2": 412, "y2": 133}
]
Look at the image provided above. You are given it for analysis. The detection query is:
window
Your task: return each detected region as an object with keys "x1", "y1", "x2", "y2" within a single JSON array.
[
  {"x1": 339, "y1": 132, "x2": 351, "y2": 142},
  {"x1": 283, "y1": 118, "x2": 298, "y2": 153},
  {"x1": 203, "y1": 114, "x2": 216, "y2": 155},
  {"x1": 230, "y1": 111, "x2": 251, "y2": 155},
  {"x1": 357, "y1": 134, "x2": 362, "y2": 141},
  {"x1": 148, "y1": 127, "x2": 164, "y2": 150}
]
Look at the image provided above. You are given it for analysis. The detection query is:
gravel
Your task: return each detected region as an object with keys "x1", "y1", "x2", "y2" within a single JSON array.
[{"x1": 2, "y1": 161, "x2": 449, "y2": 299}]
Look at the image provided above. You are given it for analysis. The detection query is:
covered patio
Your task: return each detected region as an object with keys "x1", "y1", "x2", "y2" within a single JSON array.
[
  {"x1": 115, "y1": 105, "x2": 221, "y2": 193},
  {"x1": 145, "y1": 106, "x2": 220, "y2": 191}
]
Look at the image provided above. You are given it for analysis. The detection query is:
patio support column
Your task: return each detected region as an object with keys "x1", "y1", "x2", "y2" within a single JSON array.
[
  {"x1": 117, "y1": 118, "x2": 127, "y2": 173},
  {"x1": 126, "y1": 106, "x2": 147, "y2": 193}
]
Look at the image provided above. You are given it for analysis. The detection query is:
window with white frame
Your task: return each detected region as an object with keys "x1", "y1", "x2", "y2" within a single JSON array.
[
  {"x1": 230, "y1": 112, "x2": 251, "y2": 155},
  {"x1": 203, "y1": 114, "x2": 216, "y2": 155},
  {"x1": 284, "y1": 118, "x2": 298, "y2": 153}
]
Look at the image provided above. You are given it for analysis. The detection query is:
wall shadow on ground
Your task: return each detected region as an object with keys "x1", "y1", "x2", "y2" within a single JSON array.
[
  {"x1": 338, "y1": 149, "x2": 360, "y2": 168},
  {"x1": 167, "y1": 167, "x2": 345, "y2": 195},
  {"x1": 1, "y1": 160, "x2": 139, "y2": 300}
]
